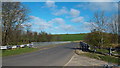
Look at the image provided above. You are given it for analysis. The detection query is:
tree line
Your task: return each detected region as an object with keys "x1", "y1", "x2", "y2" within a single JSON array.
[{"x1": 2, "y1": 2, "x2": 59, "y2": 46}]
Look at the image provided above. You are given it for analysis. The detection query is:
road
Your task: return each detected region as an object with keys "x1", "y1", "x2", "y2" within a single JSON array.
[{"x1": 2, "y1": 42, "x2": 78, "y2": 66}]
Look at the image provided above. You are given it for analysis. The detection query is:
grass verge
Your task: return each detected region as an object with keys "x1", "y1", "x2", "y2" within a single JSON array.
[
  {"x1": 75, "y1": 49, "x2": 120, "y2": 65},
  {"x1": 2, "y1": 47, "x2": 39, "y2": 57},
  {"x1": 96, "y1": 49, "x2": 109, "y2": 53},
  {"x1": 1, "y1": 43, "x2": 70, "y2": 57}
]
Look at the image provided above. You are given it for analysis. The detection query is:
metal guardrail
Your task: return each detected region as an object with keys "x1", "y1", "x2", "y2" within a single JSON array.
[
  {"x1": 79, "y1": 42, "x2": 90, "y2": 51},
  {"x1": 79, "y1": 42, "x2": 120, "y2": 57},
  {"x1": 0, "y1": 41, "x2": 71, "y2": 50},
  {"x1": 0, "y1": 43, "x2": 33, "y2": 50}
]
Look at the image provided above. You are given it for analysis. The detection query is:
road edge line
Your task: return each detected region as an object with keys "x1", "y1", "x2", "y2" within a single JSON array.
[{"x1": 64, "y1": 52, "x2": 75, "y2": 66}]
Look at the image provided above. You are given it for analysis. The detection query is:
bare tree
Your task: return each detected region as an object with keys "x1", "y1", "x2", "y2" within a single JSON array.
[
  {"x1": 90, "y1": 11, "x2": 108, "y2": 47},
  {"x1": 2, "y1": 2, "x2": 29, "y2": 45},
  {"x1": 107, "y1": 15, "x2": 119, "y2": 45},
  {"x1": 91, "y1": 11, "x2": 108, "y2": 32},
  {"x1": 86, "y1": 11, "x2": 119, "y2": 48},
  {"x1": 0, "y1": 2, "x2": 2, "y2": 46},
  {"x1": 107, "y1": 15, "x2": 118, "y2": 34}
]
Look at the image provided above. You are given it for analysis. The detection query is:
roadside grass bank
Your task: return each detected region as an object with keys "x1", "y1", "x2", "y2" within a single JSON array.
[
  {"x1": 89, "y1": 47, "x2": 120, "y2": 58},
  {"x1": 75, "y1": 49, "x2": 120, "y2": 65},
  {"x1": 90, "y1": 47, "x2": 120, "y2": 55},
  {"x1": 2, "y1": 47, "x2": 39, "y2": 57},
  {"x1": 96, "y1": 48, "x2": 120, "y2": 55}
]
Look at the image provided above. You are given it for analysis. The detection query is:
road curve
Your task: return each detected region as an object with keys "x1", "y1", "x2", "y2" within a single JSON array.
[{"x1": 2, "y1": 42, "x2": 79, "y2": 66}]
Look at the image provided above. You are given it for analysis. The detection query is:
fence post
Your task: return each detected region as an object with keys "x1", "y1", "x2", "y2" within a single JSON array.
[
  {"x1": 109, "y1": 47, "x2": 112, "y2": 56},
  {"x1": 93, "y1": 46, "x2": 96, "y2": 53}
]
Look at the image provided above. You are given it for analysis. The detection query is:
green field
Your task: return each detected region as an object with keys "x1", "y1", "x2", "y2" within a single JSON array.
[
  {"x1": 53, "y1": 33, "x2": 87, "y2": 41},
  {"x1": 2, "y1": 47, "x2": 38, "y2": 57}
]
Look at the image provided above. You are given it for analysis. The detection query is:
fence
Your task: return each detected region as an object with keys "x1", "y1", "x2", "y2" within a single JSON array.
[
  {"x1": 0, "y1": 41, "x2": 71, "y2": 50},
  {"x1": 79, "y1": 42, "x2": 120, "y2": 57},
  {"x1": 0, "y1": 43, "x2": 33, "y2": 50}
]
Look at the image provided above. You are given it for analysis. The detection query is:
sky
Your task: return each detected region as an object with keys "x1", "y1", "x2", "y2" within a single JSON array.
[{"x1": 21, "y1": 1, "x2": 118, "y2": 34}]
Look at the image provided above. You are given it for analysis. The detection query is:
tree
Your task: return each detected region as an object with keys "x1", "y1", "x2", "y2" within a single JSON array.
[
  {"x1": 85, "y1": 32, "x2": 112, "y2": 48},
  {"x1": 90, "y1": 11, "x2": 108, "y2": 32},
  {"x1": 108, "y1": 15, "x2": 118, "y2": 34},
  {"x1": 23, "y1": 23, "x2": 32, "y2": 43},
  {"x1": 107, "y1": 15, "x2": 118, "y2": 45},
  {"x1": 89, "y1": 11, "x2": 108, "y2": 47},
  {"x1": 85, "y1": 11, "x2": 118, "y2": 48},
  {"x1": 86, "y1": 11, "x2": 116, "y2": 47},
  {"x1": 2, "y1": 2, "x2": 29, "y2": 45},
  {"x1": 39, "y1": 31, "x2": 48, "y2": 42}
]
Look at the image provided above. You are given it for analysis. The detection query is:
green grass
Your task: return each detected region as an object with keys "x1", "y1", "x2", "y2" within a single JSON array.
[
  {"x1": 1, "y1": 43, "x2": 68, "y2": 57},
  {"x1": 91, "y1": 48, "x2": 119, "y2": 55},
  {"x1": 112, "y1": 51, "x2": 120, "y2": 55},
  {"x1": 96, "y1": 49, "x2": 109, "y2": 53},
  {"x1": 99, "y1": 55, "x2": 119, "y2": 64},
  {"x1": 78, "y1": 52, "x2": 120, "y2": 64},
  {"x1": 2, "y1": 47, "x2": 38, "y2": 57},
  {"x1": 53, "y1": 33, "x2": 87, "y2": 41}
]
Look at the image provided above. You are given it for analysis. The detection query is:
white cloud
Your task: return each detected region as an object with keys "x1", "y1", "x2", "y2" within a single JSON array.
[
  {"x1": 71, "y1": 17, "x2": 84, "y2": 23},
  {"x1": 75, "y1": 22, "x2": 91, "y2": 32},
  {"x1": 55, "y1": 24, "x2": 77, "y2": 32},
  {"x1": 30, "y1": 16, "x2": 40, "y2": 20},
  {"x1": 30, "y1": 16, "x2": 52, "y2": 30},
  {"x1": 53, "y1": 7, "x2": 68, "y2": 16},
  {"x1": 52, "y1": 8, "x2": 81, "y2": 18},
  {"x1": 83, "y1": 22, "x2": 92, "y2": 29},
  {"x1": 90, "y1": 2, "x2": 117, "y2": 11},
  {"x1": 29, "y1": 16, "x2": 91, "y2": 33},
  {"x1": 60, "y1": 24, "x2": 74, "y2": 31},
  {"x1": 43, "y1": 1, "x2": 57, "y2": 8},
  {"x1": 70, "y1": 9, "x2": 80, "y2": 17},
  {"x1": 76, "y1": 2, "x2": 118, "y2": 11},
  {"x1": 49, "y1": 18, "x2": 65, "y2": 24},
  {"x1": 48, "y1": 18, "x2": 78, "y2": 32},
  {"x1": 51, "y1": 7, "x2": 81, "y2": 18},
  {"x1": 30, "y1": 16, "x2": 70, "y2": 32},
  {"x1": 83, "y1": 22, "x2": 92, "y2": 31}
]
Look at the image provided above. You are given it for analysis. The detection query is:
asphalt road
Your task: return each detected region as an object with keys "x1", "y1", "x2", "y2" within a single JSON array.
[{"x1": 2, "y1": 42, "x2": 79, "y2": 66}]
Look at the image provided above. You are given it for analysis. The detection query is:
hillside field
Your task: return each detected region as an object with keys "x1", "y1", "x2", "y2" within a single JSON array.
[{"x1": 52, "y1": 33, "x2": 87, "y2": 41}]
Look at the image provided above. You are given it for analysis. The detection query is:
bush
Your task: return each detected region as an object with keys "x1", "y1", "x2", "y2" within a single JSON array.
[{"x1": 84, "y1": 31, "x2": 117, "y2": 48}]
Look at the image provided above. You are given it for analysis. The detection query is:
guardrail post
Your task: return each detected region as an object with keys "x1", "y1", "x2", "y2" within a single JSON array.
[
  {"x1": 94, "y1": 46, "x2": 96, "y2": 53},
  {"x1": 109, "y1": 47, "x2": 112, "y2": 56}
]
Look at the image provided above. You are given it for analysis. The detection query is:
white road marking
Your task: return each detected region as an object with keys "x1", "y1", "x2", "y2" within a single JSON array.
[{"x1": 64, "y1": 53, "x2": 75, "y2": 66}]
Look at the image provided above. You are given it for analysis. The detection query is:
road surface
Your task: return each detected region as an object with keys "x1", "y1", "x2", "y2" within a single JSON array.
[{"x1": 3, "y1": 42, "x2": 78, "y2": 66}]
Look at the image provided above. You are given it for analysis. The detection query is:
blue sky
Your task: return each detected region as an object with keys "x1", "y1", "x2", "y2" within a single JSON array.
[{"x1": 22, "y1": 2, "x2": 118, "y2": 34}]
